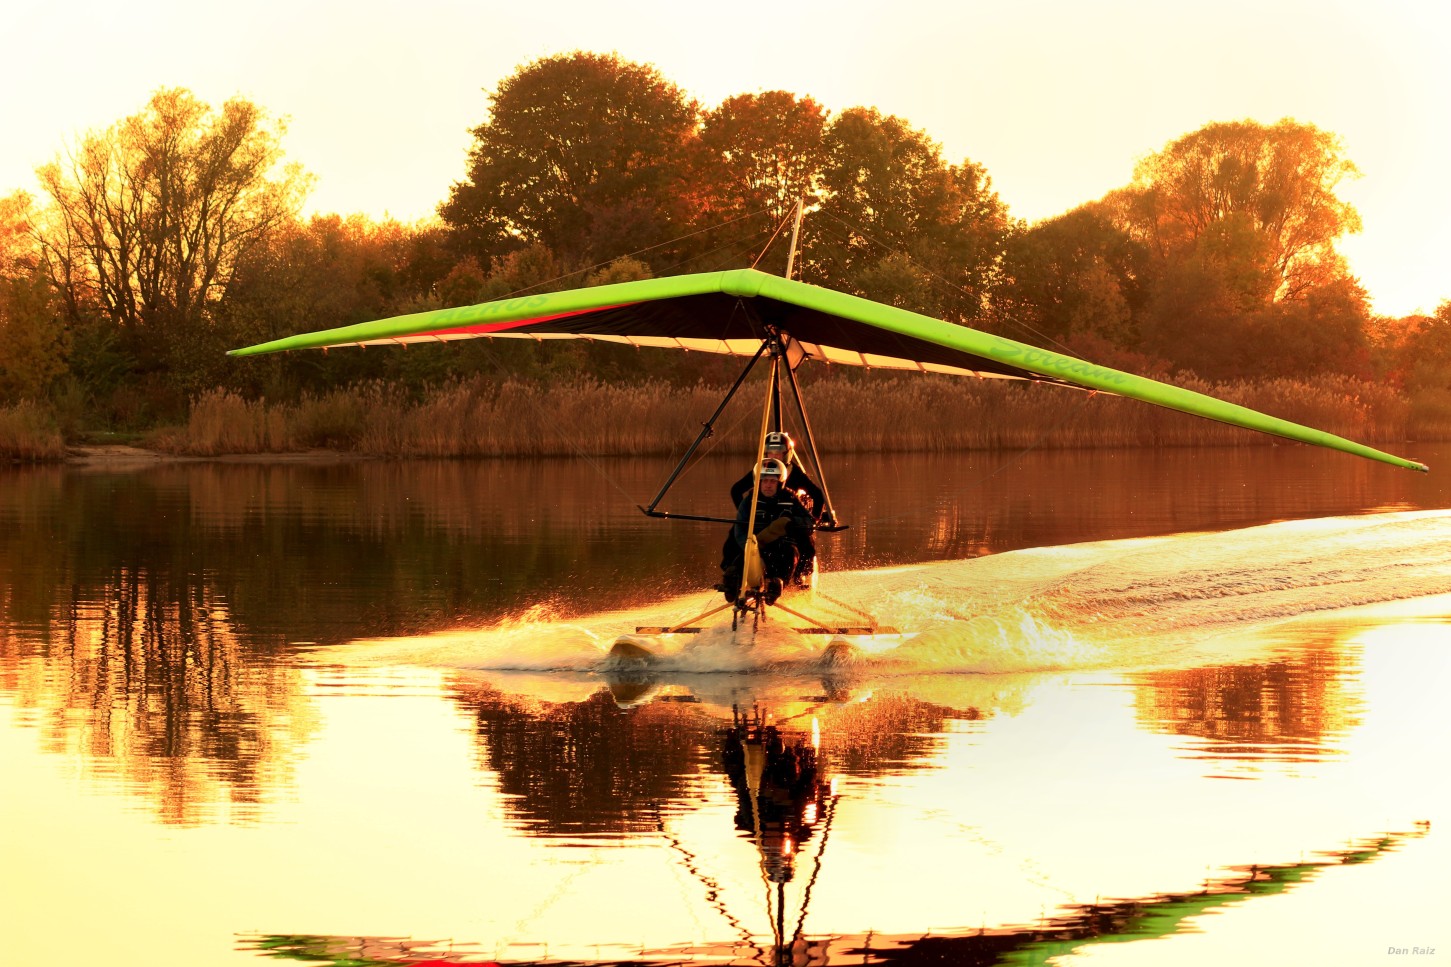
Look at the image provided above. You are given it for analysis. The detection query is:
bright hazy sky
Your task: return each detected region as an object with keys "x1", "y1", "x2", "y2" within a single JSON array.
[{"x1": 5, "y1": 0, "x2": 1447, "y2": 316}]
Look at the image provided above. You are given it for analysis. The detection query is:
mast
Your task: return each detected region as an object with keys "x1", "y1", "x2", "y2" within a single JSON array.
[{"x1": 784, "y1": 198, "x2": 805, "y2": 281}]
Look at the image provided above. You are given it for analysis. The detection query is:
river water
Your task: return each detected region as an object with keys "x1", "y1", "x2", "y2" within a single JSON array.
[{"x1": 2, "y1": 445, "x2": 1449, "y2": 966}]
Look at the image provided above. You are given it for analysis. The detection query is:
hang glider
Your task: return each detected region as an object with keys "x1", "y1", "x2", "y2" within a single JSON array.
[{"x1": 230, "y1": 267, "x2": 1427, "y2": 472}]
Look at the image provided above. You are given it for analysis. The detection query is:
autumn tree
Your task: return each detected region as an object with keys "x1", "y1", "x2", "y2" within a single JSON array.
[
  {"x1": 0, "y1": 193, "x2": 70, "y2": 401},
  {"x1": 998, "y1": 205, "x2": 1149, "y2": 348},
  {"x1": 33, "y1": 88, "x2": 309, "y2": 393},
  {"x1": 1115, "y1": 119, "x2": 1360, "y2": 305},
  {"x1": 1097, "y1": 119, "x2": 1369, "y2": 377},
  {"x1": 221, "y1": 213, "x2": 437, "y2": 396},
  {"x1": 691, "y1": 91, "x2": 828, "y2": 222},
  {"x1": 1375, "y1": 300, "x2": 1451, "y2": 395},
  {"x1": 0, "y1": 192, "x2": 35, "y2": 279},
  {"x1": 674, "y1": 91, "x2": 830, "y2": 274},
  {"x1": 442, "y1": 52, "x2": 698, "y2": 269},
  {"x1": 806, "y1": 107, "x2": 1009, "y2": 320}
]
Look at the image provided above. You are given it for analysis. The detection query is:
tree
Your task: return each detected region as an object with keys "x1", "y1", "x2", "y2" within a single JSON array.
[
  {"x1": 999, "y1": 205, "x2": 1148, "y2": 346},
  {"x1": 1138, "y1": 254, "x2": 1371, "y2": 380},
  {"x1": 0, "y1": 192, "x2": 37, "y2": 279},
  {"x1": 680, "y1": 91, "x2": 829, "y2": 273},
  {"x1": 442, "y1": 52, "x2": 698, "y2": 269},
  {"x1": 1378, "y1": 300, "x2": 1451, "y2": 394},
  {"x1": 1114, "y1": 119, "x2": 1360, "y2": 305},
  {"x1": 806, "y1": 107, "x2": 1009, "y2": 320},
  {"x1": 221, "y1": 213, "x2": 432, "y2": 396},
  {"x1": 33, "y1": 88, "x2": 309, "y2": 386},
  {"x1": 691, "y1": 91, "x2": 828, "y2": 221},
  {"x1": 0, "y1": 193, "x2": 70, "y2": 402}
]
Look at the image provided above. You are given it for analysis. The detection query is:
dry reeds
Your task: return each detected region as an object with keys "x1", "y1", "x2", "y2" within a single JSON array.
[
  {"x1": 793, "y1": 374, "x2": 1416, "y2": 453},
  {"x1": 0, "y1": 401, "x2": 66, "y2": 461},
  {"x1": 163, "y1": 372, "x2": 1434, "y2": 458},
  {"x1": 169, "y1": 389, "x2": 291, "y2": 455}
]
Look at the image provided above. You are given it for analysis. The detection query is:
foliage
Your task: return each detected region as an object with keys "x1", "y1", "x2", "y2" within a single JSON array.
[
  {"x1": 0, "y1": 267, "x2": 70, "y2": 401},
  {"x1": 999, "y1": 206, "x2": 1148, "y2": 346},
  {"x1": 807, "y1": 107, "x2": 1009, "y2": 320},
  {"x1": 1371, "y1": 299, "x2": 1451, "y2": 397},
  {"x1": 1113, "y1": 119, "x2": 1360, "y2": 305},
  {"x1": 678, "y1": 91, "x2": 829, "y2": 275},
  {"x1": 1, "y1": 57, "x2": 1430, "y2": 444},
  {"x1": 1, "y1": 194, "x2": 72, "y2": 404},
  {"x1": 219, "y1": 212, "x2": 439, "y2": 398},
  {"x1": 0, "y1": 191, "x2": 37, "y2": 277},
  {"x1": 441, "y1": 52, "x2": 698, "y2": 268},
  {"x1": 691, "y1": 91, "x2": 828, "y2": 222},
  {"x1": 32, "y1": 88, "x2": 310, "y2": 405}
]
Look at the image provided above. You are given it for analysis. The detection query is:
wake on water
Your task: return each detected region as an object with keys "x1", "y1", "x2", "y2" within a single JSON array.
[{"x1": 332, "y1": 510, "x2": 1451, "y2": 677}]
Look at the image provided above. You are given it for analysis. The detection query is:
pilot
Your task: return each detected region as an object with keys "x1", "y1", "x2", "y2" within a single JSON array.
[
  {"x1": 728, "y1": 432, "x2": 828, "y2": 524},
  {"x1": 718, "y1": 432, "x2": 827, "y2": 593},
  {"x1": 720, "y1": 458, "x2": 813, "y2": 605}
]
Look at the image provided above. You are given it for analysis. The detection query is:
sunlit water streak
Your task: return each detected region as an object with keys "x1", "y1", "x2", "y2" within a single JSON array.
[{"x1": 330, "y1": 510, "x2": 1451, "y2": 678}]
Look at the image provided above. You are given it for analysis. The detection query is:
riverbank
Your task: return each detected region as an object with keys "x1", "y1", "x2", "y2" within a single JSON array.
[{"x1": 62, "y1": 444, "x2": 363, "y2": 468}]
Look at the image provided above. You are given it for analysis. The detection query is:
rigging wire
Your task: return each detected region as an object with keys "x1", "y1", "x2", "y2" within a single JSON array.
[
  {"x1": 487, "y1": 205, "x2": 777, "y2": 299},
  {"x1": 791, "y1": 791, "x2": 840, "y2": 942},
  {"x1": 749, "y1": 206, "x2": 801, "y2": 270},
  {"x1": 650, "y1": 801, "x2": 765, "y2": 959},
  {"x1": 663, "y1": 231, "x2": 778, "y2": 277}
]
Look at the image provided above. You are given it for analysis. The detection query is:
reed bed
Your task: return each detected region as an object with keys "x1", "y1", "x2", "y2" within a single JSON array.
[
  {"x1": 160, "y1": 372, "x2": 1434, "y2": 458},
  {"x1": 0, "y1": 401, "x2": 67, "y2": 461}
]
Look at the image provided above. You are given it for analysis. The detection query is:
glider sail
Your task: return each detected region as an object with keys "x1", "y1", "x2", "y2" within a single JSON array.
[{"x1": 230, "y1": 267, "x2": 1427, "y2": 472}]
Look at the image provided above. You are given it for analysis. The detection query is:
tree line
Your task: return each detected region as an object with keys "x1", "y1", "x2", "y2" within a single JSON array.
[{"x1": 1, "y1": 50, "x2": 1447, "y2": 439}]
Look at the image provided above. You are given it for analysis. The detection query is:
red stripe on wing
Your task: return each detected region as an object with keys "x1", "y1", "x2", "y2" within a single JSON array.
[{"x1": 417, "y1": 304, "x2": 637, "y2": 339}]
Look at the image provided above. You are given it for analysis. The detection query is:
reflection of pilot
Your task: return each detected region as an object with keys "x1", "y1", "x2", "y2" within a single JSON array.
[{"x1": 720, "y1": 707, "x2": 830, "y2": 884}]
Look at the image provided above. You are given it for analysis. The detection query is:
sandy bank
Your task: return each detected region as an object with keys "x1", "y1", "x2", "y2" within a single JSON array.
[{"x1": 63, "y1": 445, "x2": 366, "y2": 468}]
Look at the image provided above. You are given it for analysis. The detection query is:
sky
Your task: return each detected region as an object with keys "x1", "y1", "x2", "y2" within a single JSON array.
[{"x1": 4, "y1": 0, "x2": 1448, "y2": 317}]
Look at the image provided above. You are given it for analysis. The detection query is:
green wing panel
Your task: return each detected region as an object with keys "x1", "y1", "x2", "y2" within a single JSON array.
[
  {"x1": 230, "y1": 268, "x2": 1427, "y2": 472},
  {"x1": 743, "y1": 273, "x2": 1429, "y2": 472}
]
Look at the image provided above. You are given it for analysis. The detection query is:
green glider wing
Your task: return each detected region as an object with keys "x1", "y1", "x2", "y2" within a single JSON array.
[{"x1": 230, "y1": 267, "x2": 1427, "y2": 472}]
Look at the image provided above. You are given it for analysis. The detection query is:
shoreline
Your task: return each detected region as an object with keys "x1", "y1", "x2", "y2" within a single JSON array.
[{"x1": 62, "y1": 444, "x2": 367, "y2": 468}]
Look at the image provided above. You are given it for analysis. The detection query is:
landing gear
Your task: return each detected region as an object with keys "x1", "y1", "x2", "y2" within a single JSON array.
[{"x1": 731, "y1": 588, "x2": 769, "y2": 632}]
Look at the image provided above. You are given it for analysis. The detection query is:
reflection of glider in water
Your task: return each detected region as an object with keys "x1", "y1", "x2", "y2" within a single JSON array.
[
  {"x1": 716, "y1": 704, "x2": 836, "y2": 966},
  {"x1": 231, "y1": 204, "x2": 1428, "y2": 649}
]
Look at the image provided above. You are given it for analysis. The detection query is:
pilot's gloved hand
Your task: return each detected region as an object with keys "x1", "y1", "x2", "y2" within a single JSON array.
[{"x1": 759, "y1": 518, "x2": 789, "y2": 543}]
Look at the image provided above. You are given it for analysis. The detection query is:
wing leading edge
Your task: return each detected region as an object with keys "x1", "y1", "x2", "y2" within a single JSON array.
[{"x1": 229, "y1": 268, "x2": 1428, "y2": 472}]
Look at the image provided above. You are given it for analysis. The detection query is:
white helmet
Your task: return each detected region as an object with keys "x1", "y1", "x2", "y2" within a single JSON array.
[
  {"x1": 764, "y1": 431, "x2": 795, "y2": 462},
  {"x1": 758, "y1": 458, "x2": 789, "y2": 482}
]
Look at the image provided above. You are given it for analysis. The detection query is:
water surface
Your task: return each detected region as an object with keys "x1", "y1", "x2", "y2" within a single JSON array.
[{"x1": 2, "y1": 445, "x2": 1448, "y2": 965}]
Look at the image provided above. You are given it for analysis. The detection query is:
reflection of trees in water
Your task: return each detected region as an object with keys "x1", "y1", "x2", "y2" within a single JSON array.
[
  {"x1": 449, "y1": 682, "x2": 977, "y2": 839},
  {"x1": 815, "y1": 692, "x2": 975, "y2": 775},
  {"x1": 2, "y1": 567, "x2": 315, "y2": 824},
  {"x1": 0, "y1": 462, "x2": 724, "y2": 643},
  {"x1": 5, "y1": 450, "x2": 1441, "y2": 654},
  {"x1": 1133, "y1": 643, "x2": 1361, "y2": 758},
  {"x1": 454, "y1": 684, "x2": 717, "y2": 836}
]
